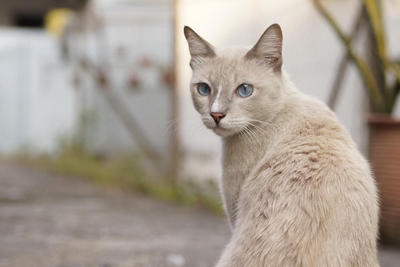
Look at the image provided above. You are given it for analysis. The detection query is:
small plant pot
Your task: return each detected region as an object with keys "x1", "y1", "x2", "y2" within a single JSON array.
[{"x1": 368, "y1": 114, "x2": 400, "y2": 245}]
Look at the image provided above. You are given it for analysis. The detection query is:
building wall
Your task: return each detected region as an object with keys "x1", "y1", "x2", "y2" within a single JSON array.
[
  {"x1": 0, "y1": 29, "x2": 77, "y2": 153},
  {"x1": 2, "y1": 0, "x2": 399, "y2": 182},
  {"x1": 70, "y1": 0, "x2": 174, "y2": 156},
  {"x1": 176, "y1": 0, "x2": 400, "y2": 181},
  {"x1": 0, "y1": 0, "x2": 175, "y2": 158}
]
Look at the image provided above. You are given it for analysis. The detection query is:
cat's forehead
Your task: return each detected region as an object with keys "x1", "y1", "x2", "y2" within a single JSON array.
[
  {"x1": 213, "y1": 47, "x2": 249, "y2": 67},
  {"x1": 193, "y1": 47, "x2": 252, "y2": 83},
  {"x1": 216, "y1": 46, "x2": 249, "y2": 58}
]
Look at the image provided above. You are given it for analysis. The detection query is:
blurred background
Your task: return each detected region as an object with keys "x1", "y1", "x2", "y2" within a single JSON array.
[{"x1": 0, "y1": 0, "x2": 400, "y2": 266}]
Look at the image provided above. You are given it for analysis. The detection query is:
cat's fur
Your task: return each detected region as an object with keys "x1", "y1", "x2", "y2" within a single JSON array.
[{"x1": 184, "y1": 24, "x2": 379, "y2": 267}]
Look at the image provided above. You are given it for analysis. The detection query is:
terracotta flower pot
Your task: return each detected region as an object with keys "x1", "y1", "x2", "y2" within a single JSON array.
[{"x1": 368, "y1": 114, "x2": 400, "y2": 245}]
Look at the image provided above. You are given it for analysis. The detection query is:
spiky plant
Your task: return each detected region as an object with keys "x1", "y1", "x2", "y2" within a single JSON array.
[{"x1": 313, "y1": 0, "x2": 400, "y2": 114}]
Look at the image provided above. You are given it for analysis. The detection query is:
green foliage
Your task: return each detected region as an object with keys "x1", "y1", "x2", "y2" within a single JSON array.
[
  {"x1": 313, "y1": 0, "x2": 400, "y2": 114},
  {"x1": 13, "y1": 146, "x2": 224, "y2": 215}
]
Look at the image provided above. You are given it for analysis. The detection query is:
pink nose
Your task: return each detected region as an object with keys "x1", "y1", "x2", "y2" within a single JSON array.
[{"x1": 210, "y1": 112, "x2": 226, "y2": 124}]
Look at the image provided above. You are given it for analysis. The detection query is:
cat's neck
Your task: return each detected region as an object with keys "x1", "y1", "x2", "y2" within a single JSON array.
[
  {"x1": 222, "y1": 116, "x2": 279, "y2": 165},
  {"x1": 223, "y1": 122, "x2": 275, "y2": 152},
  {"x1": 220, "y1": 112, "x2": 283, "y2": 227},
  {"x1": 219, "y1": 82, "x2": 300, "y2": 227}
]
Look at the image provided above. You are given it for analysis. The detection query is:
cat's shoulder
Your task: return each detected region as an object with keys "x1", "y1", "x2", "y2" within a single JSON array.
[
  {"x1": 264, "y1": 92, "x2": 359, "y2": 173},
  {"x1": 283, "y1": 92, "x2": 349, "y2": 141}
]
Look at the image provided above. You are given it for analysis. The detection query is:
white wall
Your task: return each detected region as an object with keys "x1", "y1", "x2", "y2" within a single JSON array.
[
  {"x1": 0, "y1": 0, "x2": 176, "y2": 158},
  {"x1": 0, "y1": 29, "x2": 77, "y2": 153},
  {"x1": 74, "y1": 0, "x2": 174, "y2": 156},
  {"x1": 176, "y1": 0, "x2": 400, "y2": 181},
  {"x1": 2, "y1": 0, "x2": 399, "y2": 180}
]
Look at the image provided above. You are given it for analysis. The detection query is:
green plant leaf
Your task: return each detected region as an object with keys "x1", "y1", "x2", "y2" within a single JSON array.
[
  {"x1": 312, "y1": 0, "x2": 385, "y2": 112},
  {"x1": 392, "y1": 63, "x2": 400, "y2": 82},
  {"x1": 363, "y1": 0, "x2": 388, "y2": 66}
]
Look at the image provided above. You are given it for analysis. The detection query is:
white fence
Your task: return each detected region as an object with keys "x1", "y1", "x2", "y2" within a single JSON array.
[
  {"x1": 0, "y1": 0, "x2": 175, "y2": 157},
  {"x1": 0, "y1": 29, "x2": 77, "y2": 153}
]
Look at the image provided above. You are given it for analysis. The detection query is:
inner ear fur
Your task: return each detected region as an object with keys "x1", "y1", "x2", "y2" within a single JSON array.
[
  {"x1": 245, "y1": 24, "x2": 283, "y2": 71},
  {"x1": 184, "y1": 26, "x2": 216, "y2": 69}
]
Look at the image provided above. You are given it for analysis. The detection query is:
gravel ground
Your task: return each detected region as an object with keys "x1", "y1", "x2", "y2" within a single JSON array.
[{"x1": 0, "y1": 162, "x2": 399, "y2": 267}]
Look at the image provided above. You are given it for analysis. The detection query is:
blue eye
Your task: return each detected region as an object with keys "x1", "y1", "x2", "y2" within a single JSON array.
[
  {"x1": 236, "y1": 84, "x2": 253, "y2": 98},
  {"x1": 197, "y1": 83, "x2": 211, "y2": 96}
]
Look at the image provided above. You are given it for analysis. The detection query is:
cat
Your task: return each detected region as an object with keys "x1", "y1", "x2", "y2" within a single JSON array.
[{"x1": 184, "y1": 24, "x2": 379, "y2": 267}]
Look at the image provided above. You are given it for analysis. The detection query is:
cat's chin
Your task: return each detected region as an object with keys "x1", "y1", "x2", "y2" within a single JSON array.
[
  {"x1": 202, "y1": 120, "x2": 241, "y2": 137},
  {"x1": 211, "y1": 126, "x2": 240, "y2": 138}
]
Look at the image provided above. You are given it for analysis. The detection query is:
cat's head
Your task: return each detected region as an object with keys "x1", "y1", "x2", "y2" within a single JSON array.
[{"x1": 184, "y1": 24, "x2": 288, "y2": 138}]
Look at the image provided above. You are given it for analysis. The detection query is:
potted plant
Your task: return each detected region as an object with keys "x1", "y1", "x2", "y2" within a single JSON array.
[{"x1": 313, "y1": 0, "x2": 400, "y2": 244}]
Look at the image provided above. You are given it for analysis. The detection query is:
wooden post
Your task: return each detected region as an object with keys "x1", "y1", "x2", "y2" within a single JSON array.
[{"x1": 168, "y1": 0, "x2": 181, "y2": 182}]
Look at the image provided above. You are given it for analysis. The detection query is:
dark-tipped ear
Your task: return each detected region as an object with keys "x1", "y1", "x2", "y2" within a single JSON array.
[
  {"x1": 184, "y1": 26, "x2": 216, "y2": 69},
  {"x1": 245, "y1": 24, "x2": 283, "y2": 71}
]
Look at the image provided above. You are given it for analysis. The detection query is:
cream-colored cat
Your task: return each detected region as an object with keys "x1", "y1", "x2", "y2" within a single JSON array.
[{"x1": 184, "y1": 24, "x2": 379, "y2": 267}]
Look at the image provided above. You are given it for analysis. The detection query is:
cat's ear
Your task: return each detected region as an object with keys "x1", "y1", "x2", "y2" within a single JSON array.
[
  {"x1": 184, "y1": 26, "x2": 216, "y2": 69},
  {"x1": 246, "y1": 24, "x2": 283, "y2": 71}
]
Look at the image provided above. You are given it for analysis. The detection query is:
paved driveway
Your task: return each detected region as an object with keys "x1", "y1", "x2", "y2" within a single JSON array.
[{"x1": 0, "y1": 163, "x2": 399, "y2": 267}]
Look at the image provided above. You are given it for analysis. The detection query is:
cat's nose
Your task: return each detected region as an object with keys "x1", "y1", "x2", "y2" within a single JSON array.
[{"x1": 210, "y1": 112, "x2": 226, "y2": 124}]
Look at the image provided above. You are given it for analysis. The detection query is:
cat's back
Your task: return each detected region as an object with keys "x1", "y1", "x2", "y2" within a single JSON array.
[
  {"x1": 238, "y1": 92, "x2": 379, "y2": 266},
  {"x1": 279, "y1": 92, "x2": 361, "y2": 157},
  {"x1": 270, "y1": 92, "x2": 376, "y2": 193}
]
